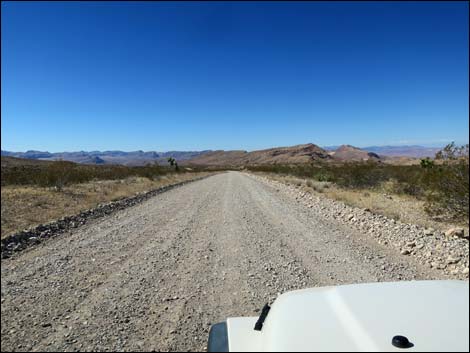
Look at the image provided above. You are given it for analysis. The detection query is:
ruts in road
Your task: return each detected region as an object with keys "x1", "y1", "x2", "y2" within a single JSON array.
[{"x1": 1, "y1": 172, "x2": 446, "y2": 352}]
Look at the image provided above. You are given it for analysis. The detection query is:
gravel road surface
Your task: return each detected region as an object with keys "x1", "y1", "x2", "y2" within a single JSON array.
[{"x1": 1, "y1": 172, "x2": 448, "y2": 352}]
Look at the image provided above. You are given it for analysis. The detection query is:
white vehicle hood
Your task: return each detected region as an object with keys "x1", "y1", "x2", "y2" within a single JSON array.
[{"x1": 227, "y1": 280, "x2": 469, "y2": 352}]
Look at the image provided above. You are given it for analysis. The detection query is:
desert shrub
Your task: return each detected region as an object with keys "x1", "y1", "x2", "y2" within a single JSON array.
[
  {"x1": 381, "y1": 179, "x2": 421, "y2": 196},
  {"x1": 1, "y1": 160, "x2": 195, "y2": 187},
  {"x1": 313, "y1": 171, "x2": 332, "y2": 182},
  {"x1": 423, "y1": 143, "x2": 469, "y2": 222},
  {"x1": 420, "y1": 158, "x2": 435, "y2": 169},
  {"x1": 43, "y1": 160, "x2": 79, "y2": 189},
  {"x1": 333, "y1": 163, "x2": 386, "y2": 188}
]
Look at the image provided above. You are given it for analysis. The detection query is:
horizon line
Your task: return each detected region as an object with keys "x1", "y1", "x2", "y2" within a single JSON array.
[{"x1": 3, "y1": 142, "x2": 468, "y2": 154}]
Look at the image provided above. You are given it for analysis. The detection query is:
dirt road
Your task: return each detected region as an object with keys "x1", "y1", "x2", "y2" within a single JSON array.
[{"x1": 1, "y1": 172, "x2": 446, "y2": 352}]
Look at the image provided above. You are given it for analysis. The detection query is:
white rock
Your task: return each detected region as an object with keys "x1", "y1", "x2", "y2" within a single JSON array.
[
  {"x1": 445, "y1": 227, "x2": 466, "y2": 238},
  {"x1": 424, "y1": 228, "x2": 434, "y2": 236},
  {"x1": 406, "y1": 241, "x2": 416, "y2": 248},
  {"x1": 446, "y1": 256, "x2": 461, "y2": 265}
]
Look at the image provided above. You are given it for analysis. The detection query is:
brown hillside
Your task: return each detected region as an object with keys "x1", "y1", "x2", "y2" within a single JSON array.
[
  {"x1": 332, "y1": 145, "x2": 381, "y2": 162},
  {"x1": 185, "y1": 143, "x2": 331, "y2": 166}
]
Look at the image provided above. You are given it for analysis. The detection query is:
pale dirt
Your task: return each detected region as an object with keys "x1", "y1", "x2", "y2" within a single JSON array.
[
  {"x1": 1, "y1": 172, "x2": 448, "y2": 352},
  {"x1": 1, "y1": 173, "x2": 212, "y2": 239}
]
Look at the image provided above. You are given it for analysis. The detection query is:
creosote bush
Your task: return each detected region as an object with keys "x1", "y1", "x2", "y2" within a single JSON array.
[{"x1": 423, "y1": 143, "x2": 469, "y2": 222}]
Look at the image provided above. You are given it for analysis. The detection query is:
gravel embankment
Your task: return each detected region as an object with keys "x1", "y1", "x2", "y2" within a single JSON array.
[
  {"x1": 252, "y1": 173, "x2": 469, "y2": 279},
  {"x1": 1, "y1": 171, "x2": 462, "y2": 352},
  {"x1": 1, "y1": 175, "x2": 211, "y2": 259}
]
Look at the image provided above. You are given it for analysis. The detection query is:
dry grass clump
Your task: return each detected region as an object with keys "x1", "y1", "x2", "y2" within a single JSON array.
[{"x1": 305, "y1": 180, "x2": 330, "y2": 193}]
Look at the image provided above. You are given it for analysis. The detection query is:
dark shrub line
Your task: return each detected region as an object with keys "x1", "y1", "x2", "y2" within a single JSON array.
[{"x1": 1, "y1": 161, "x2": 211, "y2": 187}]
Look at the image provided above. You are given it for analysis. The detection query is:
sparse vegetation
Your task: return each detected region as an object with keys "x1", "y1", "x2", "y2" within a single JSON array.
[
  {"x1": 423, "y1": 143, "x2": 469, "y2": 222},
  {"x1": 1, "y1": 173, "x2": 214, "y2": 238},
  {"x1": 0, "y1": 157, "x2": 220, "y2": 238},
  {"x1": 1, "y1": 158, "x2": 205, "y2": 188},
  {"x1": 248, "y1": 143, "x2": 469, "y2": 223}
]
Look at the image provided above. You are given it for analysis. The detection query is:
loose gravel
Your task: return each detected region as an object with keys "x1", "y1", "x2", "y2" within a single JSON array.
[
  {"x1": 1, "y1": 172, "x2": 463, "y2": 352},
  {"x1": 1, "y1": 175, "x2": 211, "y2": 259},
  {"x1": 252, "y1": 173, "x2": 469, "y2": 279}
]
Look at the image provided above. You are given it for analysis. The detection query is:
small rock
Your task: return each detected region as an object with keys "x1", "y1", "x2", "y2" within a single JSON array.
[
  {"x1": 401, "y1": 249, "x2": 411, "y2": 255},
  {"x1": 431, "y1": 262, "x2": 446, "y2": 270},
  {"x1": 424, "y1": 228, "x2": 434, "y2": 236},
  {"x1": 462, "y1": 268, "x2": 469, "y2": 275},
  {"x1": 406, "y1": 241, "x2": 416, "y2": 248},
  {"x1": 446, "y1": 256, "x2": 461, "y2": 265},
  {"x1": 445, "y1": 227, "x2": 466, "y2": 239}
]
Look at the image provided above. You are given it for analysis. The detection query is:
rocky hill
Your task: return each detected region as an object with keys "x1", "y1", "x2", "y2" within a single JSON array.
[
  {"x1": 185, "y1": 143, "x2": 331, "y2": 166},
  {"x1": 331, "y1": 145, "x2": 381, "y2": 162}
]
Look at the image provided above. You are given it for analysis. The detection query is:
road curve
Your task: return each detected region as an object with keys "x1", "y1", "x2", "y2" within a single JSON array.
[{"x1": 1, "y1": 172, "x2": 443, "y2": 352}]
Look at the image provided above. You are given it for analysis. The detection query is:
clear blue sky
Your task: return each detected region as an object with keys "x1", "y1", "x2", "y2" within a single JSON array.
[{"x1": 1, "y1": 1, "x2": 468, "y2": 152}]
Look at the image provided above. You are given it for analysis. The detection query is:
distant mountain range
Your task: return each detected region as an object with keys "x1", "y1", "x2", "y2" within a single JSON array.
[
  {"x1": 1, "y1": 144, "x2": 444, "y2": 166},
  {"x1": 362, "y1": 145, "x2": 442, "y2": 158},
  {"x1": 0, "y1": 150, "x2": 211, "y2": 166},
  {"x1": 324, "y1": 145, "x2": 442, "y2": 158}
]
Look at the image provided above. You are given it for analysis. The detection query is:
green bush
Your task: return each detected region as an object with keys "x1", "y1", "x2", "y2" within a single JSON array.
[
  {"x1": 422, "y1": 143, "x2": 469, "y2": 222},
  {"x1": 313, "y1": 172, "x2": 332, "y2": 182}
]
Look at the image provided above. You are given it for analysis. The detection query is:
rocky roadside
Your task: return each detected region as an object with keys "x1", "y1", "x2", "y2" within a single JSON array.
[
  {"x1": 251, "y1": 173, "x2": 469, "y2": 280},
  {"x1": 0, "y1": 174, "x2": 214, "y2": 260}
]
